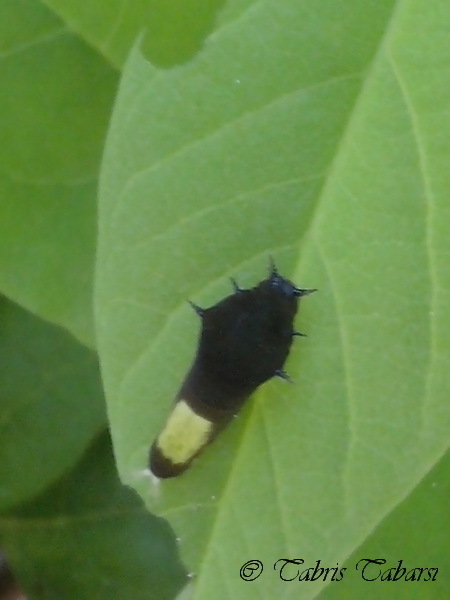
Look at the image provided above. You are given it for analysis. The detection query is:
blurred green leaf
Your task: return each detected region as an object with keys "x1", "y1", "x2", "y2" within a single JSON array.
[
  {"x1": 96, "y1": 0, "x2": 450, "y2": 599},
  {"x1": 0, "y1": 431, "x2": 186, "y2": 600},
  {"x1": 0, "y1": 297, "x2": 106, "y2": 511},
  {"x1": 41, "y1": 0, "x2": 252, "y2": 67},
  {"x1": 0, "y1": 0, "x2": 118, "y2": 346}
]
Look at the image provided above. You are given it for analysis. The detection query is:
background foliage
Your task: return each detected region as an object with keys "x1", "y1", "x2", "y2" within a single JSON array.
[{"x1": 0, "y1": 1, "x2": 449, "y2": 599}]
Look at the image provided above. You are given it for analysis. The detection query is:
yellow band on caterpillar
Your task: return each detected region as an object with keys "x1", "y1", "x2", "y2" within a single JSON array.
[{"x1": 156, "y1": 399, "x2": 213, "y2": 465}]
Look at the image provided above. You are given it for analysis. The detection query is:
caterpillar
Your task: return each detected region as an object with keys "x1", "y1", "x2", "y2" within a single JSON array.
[{"x1": 149, "y1": 261, "x2": 315, "y2": 479}]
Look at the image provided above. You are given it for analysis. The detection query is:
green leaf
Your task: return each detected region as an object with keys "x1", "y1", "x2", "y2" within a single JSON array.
[
  {"x1": 96, "y1": 1, "x2": 450, "y2": 598},
  {"x1": 0, "y1": 0, "x2": 118, "y2": 346},
  {"x1": 0, "y1": 297, "x2": 106, "y2": 511},
  {"x1": 320, "y1": 450, "x2": 450, "y2": 599},
  {"x1": 41, "y1": 0, "x2": 254, "y2": 67},
  {"x1": 0, "y1": 432, "x2": 187, "y2": 600}
]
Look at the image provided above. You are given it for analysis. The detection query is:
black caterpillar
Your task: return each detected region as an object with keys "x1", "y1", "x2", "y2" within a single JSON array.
[{"x1": 149, "y1": 261, "x2": 316, "y2": 479}]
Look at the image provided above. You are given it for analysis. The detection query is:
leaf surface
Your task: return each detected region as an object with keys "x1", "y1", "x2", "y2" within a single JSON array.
[
  {"x1": 0, "y1": 0, "x2": 117, "y2": 345},
  {"x1": 320, "y1": 450, "x2": 450, "y2": 598},
  {"x1": 96, "y1": 1, "x2": 450, "y2": 598},
  {"x1": 0, "y1": 432, "x2": 186, "y2": 599},
  {"x1": 0, "y1": 297, "x2": 105, "y2": 510},
  {"x1": 41, "y1": 0, "x2": 254, "y2": 67}
]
